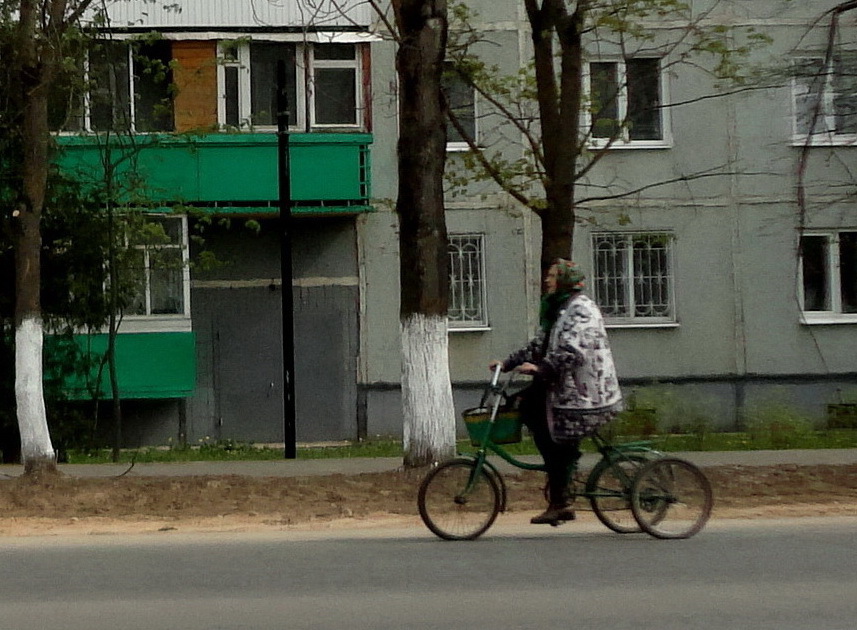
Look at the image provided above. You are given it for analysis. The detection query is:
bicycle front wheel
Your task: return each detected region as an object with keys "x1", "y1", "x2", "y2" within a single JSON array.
[
  {"x1": 631, "y1": 458, "x2": 713, "y2": 539},
  {"x1": 418, "y1": 458, "x2": 501, "y2": 541},
  {"x1": 587, "y1": 454, "x2": 649, "y2": 534}
]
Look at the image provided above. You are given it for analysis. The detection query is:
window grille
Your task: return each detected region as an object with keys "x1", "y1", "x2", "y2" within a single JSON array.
[
  {"x1": 448, "y1": 234, "x2": 487, "y2": 328},
  {"x1": 592, "y1": 232, "x2": 674, "y2": 322}
]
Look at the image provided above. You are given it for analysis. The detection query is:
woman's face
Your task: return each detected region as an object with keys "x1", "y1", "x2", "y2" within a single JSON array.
[{"x1": 544, "y1": 264, "x2": 559, "y2": 295}]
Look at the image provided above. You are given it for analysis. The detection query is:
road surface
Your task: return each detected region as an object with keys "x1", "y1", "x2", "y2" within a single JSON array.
[{"x1": 2, "y1": 517, "x2": 855, "y2": 629}]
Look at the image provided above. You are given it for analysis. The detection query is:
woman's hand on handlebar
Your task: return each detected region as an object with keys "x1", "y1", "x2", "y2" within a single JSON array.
[
  {"x1": 489, "y1": 360, "x2": 539, "y2": 375},
  {"x1": 517, "y1": 362, "x2": 540, "y2": 376}
]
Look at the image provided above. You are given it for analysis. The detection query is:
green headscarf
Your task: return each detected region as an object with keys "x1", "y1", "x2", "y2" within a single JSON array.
[{"x1": 538, "y1": 259, "x2": 586, "y2": 332}]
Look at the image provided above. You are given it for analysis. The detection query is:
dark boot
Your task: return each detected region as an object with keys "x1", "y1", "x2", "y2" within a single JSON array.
[
  {"x1": 556, "y1": 505, "x2": 576, "y2": 521},
  {"x1": 530, "y1": 504, "x2": 576, "y2": 525}
]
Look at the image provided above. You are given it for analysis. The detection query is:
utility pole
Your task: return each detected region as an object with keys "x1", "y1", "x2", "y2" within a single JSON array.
[{"x1": 277, "y1": 60, "x2": 297, "y2": 459}]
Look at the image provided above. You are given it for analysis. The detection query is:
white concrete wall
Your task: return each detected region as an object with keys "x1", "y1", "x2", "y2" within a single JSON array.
[
  {"x1": 97, "y1": 0, "x2": 372, "y2": 29},
  {"x1": 357, "y1": 0, "x2": 857, "y2": 435}
]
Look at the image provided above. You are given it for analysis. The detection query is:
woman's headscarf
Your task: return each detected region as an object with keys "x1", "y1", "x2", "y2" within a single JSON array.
[{"x1": 539, "y1": 259, "x2": 585, "y2": 332}]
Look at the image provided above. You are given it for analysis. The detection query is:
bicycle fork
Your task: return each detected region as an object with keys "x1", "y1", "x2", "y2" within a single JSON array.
[{"x1": 457, "y1": 450, "x2": 508, "y2": 512}]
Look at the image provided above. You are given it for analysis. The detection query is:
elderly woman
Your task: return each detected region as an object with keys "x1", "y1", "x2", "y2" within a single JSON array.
[{"x1": 490, "y1": 259, "x2": 623, "y2": 525}]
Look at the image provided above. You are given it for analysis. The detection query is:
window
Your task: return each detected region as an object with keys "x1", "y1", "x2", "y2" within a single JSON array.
[
  {"x1": 314, "y1": 44, "x2": 359, "y2": 125},
  {"x1": 127, "y1": 215, "x2": 190, "y2": 319},
  {"x1": 448, "y1": 234, "x2": 488, "y2": 328},
  {"x1": 52, "y1": 40, "x2": 175, "y2": 133},
  {"x1": 800, "y1": 231, "x2": 857, "y2": 322},
  {"x1": 588, "y1": 58, "x2": 665, "y2": 146},
  {"x1": 793, "y1": 55, "x2": 857, "y2": 142},
  {"x1": 442, "y1": 65, "x2": 476, "y2": 150},
  {"x1": 592, "y1": 232, "x2": 675, "y2": 324},
  {"x1": 218, "y1": 41, "x2": 361, "y2": 130}
]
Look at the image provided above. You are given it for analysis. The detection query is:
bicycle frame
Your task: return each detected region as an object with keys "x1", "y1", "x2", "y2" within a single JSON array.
[
  {"x1": 459, "y1": 365, "x2": 662, "y2": 506},
  {"x1": 419, "y1": 369, "x2": 711, "y2": 540}
]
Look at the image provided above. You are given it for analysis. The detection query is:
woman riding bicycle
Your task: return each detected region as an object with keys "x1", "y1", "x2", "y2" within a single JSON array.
[{"x1": 490, "y1": 259, "x2": 623, "y2": 525}]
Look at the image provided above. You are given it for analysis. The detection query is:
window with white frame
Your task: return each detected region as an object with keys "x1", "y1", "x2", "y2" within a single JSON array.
[
  {"x1": 126, "y1": 215, "x2": 190, "y2": 318},
  {"x1": 587, "y1": 58, "x2": 665, "y2": 146},
  {"x1": 800, "y1": 231, "x2": 857, "y2": 321},
  {"x1": 51, "y1": 40, "x2": 175, "y2": 133},
  {"x1": 448, "y1": 234, "x2": 488, "y2": 328},
  {"x1": 592, "y1": 232, "x2": 675, "y2": 323},
  {"x1": 314, "y1": 44, "x2": 360, "y2": 125},
  {"x1": 442, "y1": 65, "x2": 477, "y2": 150},
  {"x1": 218, "y1": 41, "x2": 361, "y2": 130},
  {"x1": 793, "y1": 54, "x2": 857, "y2": 142}
]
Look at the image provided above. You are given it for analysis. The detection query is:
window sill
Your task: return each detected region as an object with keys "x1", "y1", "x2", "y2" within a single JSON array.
[
  {"x1": 53, "y1": 130, "x2": 174, "y2": 136},
  {"x1": 449, "y1": 325, "x2": 491, "y2": 333},
  {"x1": 227, "y1": 124, "x2": 364, "y2": 134},
  {"x1": 791, "y1": 134, "x2": 857, "y2": 147},
  {"x1": 588, "y1": 140, "x2": 672, "y2": 150},
  {"x1": 800, "y1": 313, "x2": 857, "y2": 325},
  {"x1": 605, "y1": 321, "x2": 679, "y2": 329},
  {"x1": 116, "y1": 316, "x2": 193, "y2": 334},
  {"x1": 446, "y1": 143, "x2": 476, "y2": 153}
]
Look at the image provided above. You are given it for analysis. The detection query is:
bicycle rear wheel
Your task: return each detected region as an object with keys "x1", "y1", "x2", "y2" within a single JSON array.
[
  {"x1": 631, "y1": 458, "x2": 713, "y2": 539},
  {"x1": 587, "y1": 454, "x2": 648, "y2": 534},
  {"x1": 418, "y1": 458, "x2": 501, "y2": 541}
]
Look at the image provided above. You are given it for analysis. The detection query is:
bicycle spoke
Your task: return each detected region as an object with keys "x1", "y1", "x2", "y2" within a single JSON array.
[
  {"x1": 631, "y1": 458, "x2": 712, "y2": 539},
  {"x1": 418, "y1": 459, "x2": 501, "y2": 540},
  {"x1": 587, "y1": 455, "x2": 648, "y2": 534}
]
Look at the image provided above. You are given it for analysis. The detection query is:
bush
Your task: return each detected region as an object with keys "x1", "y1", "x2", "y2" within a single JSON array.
[
  {"x1": 611, "y1": 386, "x2": 716, "y2": 447},
  {"x1": 744, "y1": 404, "x2": 815, "y2": 449}
]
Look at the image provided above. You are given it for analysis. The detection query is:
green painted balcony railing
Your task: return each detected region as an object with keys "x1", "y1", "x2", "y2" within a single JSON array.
[
  {"x1": 61, "y1": 332, "x2": 197, "y2": 400},
  {"x1": 56, "y1": 133, "x2": 372, "y2": 214}
]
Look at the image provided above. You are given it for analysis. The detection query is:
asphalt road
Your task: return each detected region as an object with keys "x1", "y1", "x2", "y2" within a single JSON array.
[{"x1": 2, "y1": 517, "x2": 855, "y2": 630}]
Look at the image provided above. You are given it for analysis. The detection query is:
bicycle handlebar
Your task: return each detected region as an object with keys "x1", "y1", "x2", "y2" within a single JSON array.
[{"x1": 490, "y1": 363, "x2": 503, "y2": 388}]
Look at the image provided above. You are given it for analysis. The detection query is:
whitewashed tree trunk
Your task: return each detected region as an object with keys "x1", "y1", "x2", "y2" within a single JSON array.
[
  {"x1": 391, "y1": 0, "x2": 453, "y2": 467},
  {"x1": 15, "y1": 316, "x2": 56, "y2": 472},
  {"x1": 401, "y1": 313, "x2": 456, "y2": 467}
]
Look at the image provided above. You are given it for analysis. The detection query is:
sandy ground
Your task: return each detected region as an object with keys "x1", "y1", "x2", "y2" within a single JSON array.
[{"x1": 1, "y1": 464, "x2": 855, "y2": 537}]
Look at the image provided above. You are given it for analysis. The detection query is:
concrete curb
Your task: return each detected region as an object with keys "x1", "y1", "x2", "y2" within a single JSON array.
[{"x1": 1, "y1": 448, "x2": 855, "y2": 479}]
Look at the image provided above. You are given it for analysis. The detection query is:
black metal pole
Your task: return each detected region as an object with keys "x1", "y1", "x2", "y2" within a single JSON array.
[{"x1": 277, "y1": 60, "x2": 297, "y2": 459}]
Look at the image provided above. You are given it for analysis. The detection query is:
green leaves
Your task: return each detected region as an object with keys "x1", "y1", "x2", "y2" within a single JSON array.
[{"x1": 444, "y1": 0, "x2": 774, "y2": 226}]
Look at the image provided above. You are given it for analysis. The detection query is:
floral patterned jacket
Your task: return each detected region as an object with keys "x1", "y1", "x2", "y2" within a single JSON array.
[{"x1": 503, "y1": 293, "x2": 623, "y2": 414}]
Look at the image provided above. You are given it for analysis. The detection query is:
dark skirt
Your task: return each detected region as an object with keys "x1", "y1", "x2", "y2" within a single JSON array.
[{"x1": 548, "y1": 406, "x2": 621, "y2": 443}]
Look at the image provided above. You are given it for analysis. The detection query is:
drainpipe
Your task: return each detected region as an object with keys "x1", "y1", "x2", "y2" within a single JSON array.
[
  {"x1": 277, "y1": 60, "x2": 297, "y2": 458},
  {"x1": 725, "y1": 30, "x2": 747, "y2": 430}
]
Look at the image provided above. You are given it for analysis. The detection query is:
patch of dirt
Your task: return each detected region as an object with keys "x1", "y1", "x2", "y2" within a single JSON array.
[{"x1": 1, "y1": 464, "x2": 855, "y2": 537}]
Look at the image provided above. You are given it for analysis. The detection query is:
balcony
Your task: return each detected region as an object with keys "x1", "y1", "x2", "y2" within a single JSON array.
[{"x1": 56, "y1": 132, "x2": 372, "y2": 216}]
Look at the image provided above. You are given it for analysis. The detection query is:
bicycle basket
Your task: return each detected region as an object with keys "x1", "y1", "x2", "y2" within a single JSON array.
[{"x1": 462, "y1": 407, "x2": 523, "y2": 446}]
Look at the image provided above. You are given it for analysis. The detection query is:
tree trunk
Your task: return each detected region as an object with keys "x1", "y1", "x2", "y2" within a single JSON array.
[
  {"x1": 12, "y1": 0, "x2": 58, "y2": 475},
  {"x1": 103, "y1": 163, "x2": 124, "y2": 463},
  {"x1": 526, "y1": 0, "x2": 586, "y2": 270},
  {"x1": 14, "y1": 141, "x2": 57, "y2": 474},
  {"x1": 401, "y1": 314, "x2": 456, "y2": 467},
  {"x1": 15, "y1": 318, "x2": 55, "y2": 474},
  {"x1": 393, "y1": 0, "x2": 456, "y2": 467}
]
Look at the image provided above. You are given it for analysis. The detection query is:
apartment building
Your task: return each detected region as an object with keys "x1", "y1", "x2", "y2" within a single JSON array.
[
  {"x1": 55, "y1": 1, "x2": 378, "y2": 445},
  {"x1": 50, "y1": 0, "x2": 856, "y2": 446}
]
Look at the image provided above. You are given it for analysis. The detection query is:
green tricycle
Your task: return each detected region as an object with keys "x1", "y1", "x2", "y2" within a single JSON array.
[{"x1": 417, "y1": 366, "x2": 713, "y2": 541}]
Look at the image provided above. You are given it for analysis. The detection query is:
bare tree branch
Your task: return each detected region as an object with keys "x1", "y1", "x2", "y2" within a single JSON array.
[
  {"x1": 446, "y1": 99, "x2": 540, "y2": 213},
  {"x1": 365, "y1": 0, "x2": 401, "y2": 44},
  {"x1": 577, "y1": 168, "x2": 773, "y2": 206},
  {"x1": 451, "y1": 66, "x2": 547, "y2": 174}
]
